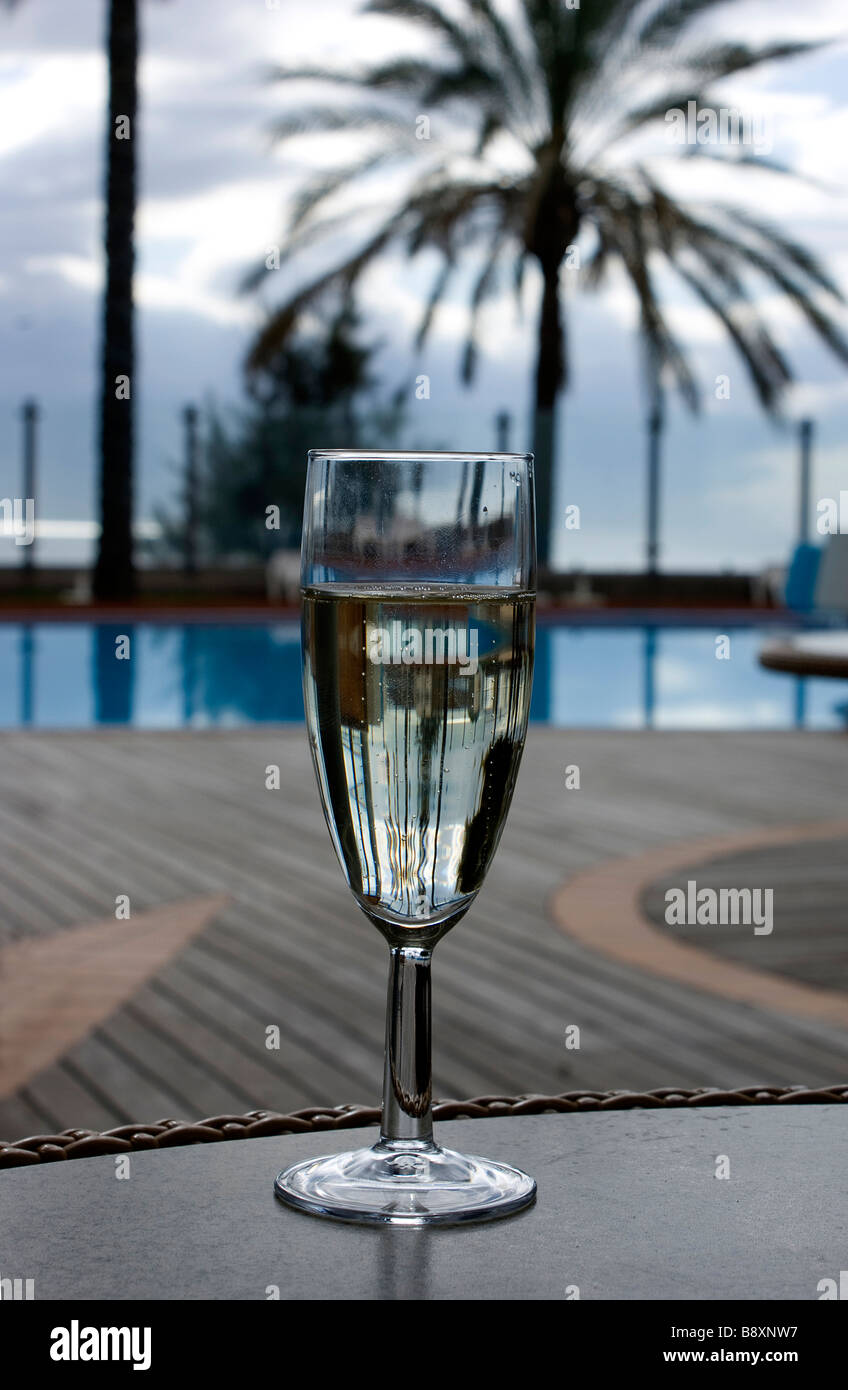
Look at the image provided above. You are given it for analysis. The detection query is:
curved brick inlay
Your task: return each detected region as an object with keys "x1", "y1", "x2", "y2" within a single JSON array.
[
  {"x1": 550, "y1": 820, "x2": 848, "y2": 1029},
  {"x1": 641, "y1": 836, "x2": 848, "y2": 992},
  {"x1": 0, "y1": 895, "x2": 230, "y2": 1099}
]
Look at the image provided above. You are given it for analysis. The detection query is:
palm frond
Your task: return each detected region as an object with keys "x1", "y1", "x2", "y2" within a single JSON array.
[
  {"x1": 589, "y1": 177, "x2": 699, "y2": 408},
  {"x1": 673, "y1": 260, "x2": 792, "y2": 410},
  {"x1": 462, "y1": 230, "x2": 507, "y2": 382},
  {"x1": 422, "y1": 61, "x2": 503, "y2": 107},
  {"x1": 265, "y1": 64, "x2": 365, "y2": 85},
  {"x1": 268, "y1": 57, "x2": 454, "y2": 94},
  {"x1": 621, "y1": 207, "x2": 700, "y2": 410},
  {"x1": 467, "y1": 0, "x2": 536, "y2": 107},
  {"x1": 681, "y1": 39, "x2": 824, "y2": 83},
  {"x1": 581, "y1": 225, "x2": 613, "y2": 290},
  {"x1": 641, "y1": 182, "x2": 793, "y2": 407},
  {"x1": 679, "y1": 145, "x2": 833, "y2": 190},
  {"x1": 513, "y1": 248, "x2": 529, "y2": 303},
  {"x1": 642, "y1": 173, "x2": 848, "y2": 377},
  {"x1": 363, "y1": 0, "x2": 486, "y2": 68},
  {"x1": 270, "y1": 105, "x2": 412, "y2": 141},
  {"x1": 416, "y1": 257, "x2": 456, "y2": 348},
  {"x1": 637, "y1": 0, "x2": 734, "y2": 48},
  {"x1": 245, "y1": 213, "x2": 407, "y2": 371},
  {"x1": 405, "y1": 175, "x2": 521, "y2": 257},
  {"x1": 475, "y1": 108, "x2": 505, "y2": 157},
  {"x1": 687, "y1": 231, "x2": 848, "y2": 367},
  {"x1": 722, "y1": 209, "x2": 846, "y2": 301},
  {"x1": 239, "y1": 198, "x2": 400, "y2": 294},
  {"x1": 579, "y1": 20, "x2": 820, "y2": 161},
  {"x1": 615, "y1": 91, "x2": 744, "y2": 139},
  {"x1": 288, "y1": 150, "x2": 408, "y2": 234},
  {"x1": 645, "y1": 173, "x2": 846, "y2": 307}
]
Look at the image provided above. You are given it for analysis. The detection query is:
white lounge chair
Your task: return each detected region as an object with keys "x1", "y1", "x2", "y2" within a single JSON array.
[{"x1": 266, "y1": 549, "x2": 301, "y2": 603}]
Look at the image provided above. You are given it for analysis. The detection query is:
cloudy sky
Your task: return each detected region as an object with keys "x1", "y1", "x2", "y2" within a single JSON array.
[{"x1": 1, "y1": 0, "x2": 847, "y2": 571}]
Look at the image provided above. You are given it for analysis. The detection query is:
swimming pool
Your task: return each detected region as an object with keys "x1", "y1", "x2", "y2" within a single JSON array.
[{"x1": 1, "y1": 615, "x2": 847, "y2": 730}]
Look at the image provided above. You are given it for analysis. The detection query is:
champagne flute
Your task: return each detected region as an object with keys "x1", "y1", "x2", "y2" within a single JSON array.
[{"x1": 274, "y1": 450, "x2": 536, "y2": 1225}]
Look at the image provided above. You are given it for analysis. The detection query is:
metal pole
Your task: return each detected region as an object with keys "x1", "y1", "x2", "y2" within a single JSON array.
[
  {"x1": 643, "y1": 625, "x2": 657, "y2": 729},
  {"x1": 798, "y1": 418, "x2": 813, "y2": 545},
  {"x1": 22, "y1": 399, "x2": 38, "y2": 573},
  {"x1": 495, "y1": 411, "x2": 511, "y2": 453},
  {"x1": 20, "y1": 625, "x2": 34, "y2": 725},
  {"x1": 183, "y1": 405, "x2": 198, "y2": 575},
  {"x1": 646, "y1": 403, "x2": 662, "y2": 575}
]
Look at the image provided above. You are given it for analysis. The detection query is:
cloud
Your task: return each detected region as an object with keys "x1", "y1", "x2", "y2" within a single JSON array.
[
  {"x1": 0, "y1": 52, "x2": 103, "y2": 159},
  {"x1": 2, "y1": 0, "x2": 847, "y2": 576}
]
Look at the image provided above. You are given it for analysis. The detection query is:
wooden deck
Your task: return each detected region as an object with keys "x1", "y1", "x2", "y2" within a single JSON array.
[{"x1": 1, "y1": 728, "x2": 847, "y2": 1138}]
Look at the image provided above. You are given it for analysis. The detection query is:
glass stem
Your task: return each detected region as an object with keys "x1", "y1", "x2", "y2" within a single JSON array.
[{"x1": 380, "y1": 945, "x2": 434, "y2": 1147}]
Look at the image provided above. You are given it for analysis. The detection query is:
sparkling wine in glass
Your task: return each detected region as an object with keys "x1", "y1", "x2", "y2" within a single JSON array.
[{"x1": 274, "y1": 450, "x2": 536, "y2": 1224}]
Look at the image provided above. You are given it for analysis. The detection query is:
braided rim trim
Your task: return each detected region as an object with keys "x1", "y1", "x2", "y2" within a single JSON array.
[{"x1": 1, "y1": 1084, "x2": 845, "y2": 1169}]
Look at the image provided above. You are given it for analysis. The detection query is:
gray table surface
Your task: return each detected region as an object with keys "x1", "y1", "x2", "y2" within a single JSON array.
[{"x1": 1, "y1": 1108, "x2": 845, "y2": 1300}]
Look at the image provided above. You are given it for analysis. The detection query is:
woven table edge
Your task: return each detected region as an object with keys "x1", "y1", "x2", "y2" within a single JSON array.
[{"x1": 2, "y1": 1084, "x2": 846, "y2": 1169}]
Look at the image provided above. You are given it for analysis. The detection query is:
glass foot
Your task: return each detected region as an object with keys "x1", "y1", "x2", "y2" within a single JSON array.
[{"x1": 274, "y1": 1140, "x2": 536, "y2": 1226}]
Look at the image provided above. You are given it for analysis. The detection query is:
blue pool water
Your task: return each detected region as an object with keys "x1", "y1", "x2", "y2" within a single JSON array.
[{"x1": 1, "y1": 616, "x2": 847, "y2": 730}]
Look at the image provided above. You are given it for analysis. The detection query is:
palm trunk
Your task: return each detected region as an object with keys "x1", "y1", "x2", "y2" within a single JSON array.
[
  {"x1": 93, "y1": 0, "x2": 138, "y2": 601},
  {"x1": 532, "y1": 257, "x2": 564, "y2": 573}
]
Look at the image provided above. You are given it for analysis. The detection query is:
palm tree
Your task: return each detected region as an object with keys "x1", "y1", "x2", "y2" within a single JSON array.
[
  {"x1": 92, "y1": 0, "x2": 138, "y2": 600},
  {"x1": 4, "y1": 0, "x2": 138, "y2": 598},
  {"x1": 245, "y1": 0, "x2": 848, "y2": 570}
]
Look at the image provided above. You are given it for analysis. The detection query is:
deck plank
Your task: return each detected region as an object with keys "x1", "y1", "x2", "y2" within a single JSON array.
[{"x1": 0, "y1": 728, "x2": 846, "y2": 1132}]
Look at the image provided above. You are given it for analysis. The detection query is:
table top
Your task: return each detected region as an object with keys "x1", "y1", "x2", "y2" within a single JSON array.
[
  {"x1": 760, "y1": 631, "x2": 848, "y2": 678},
  {"x1": 2, "y1": 1108, "x2": 845, "y2": 1300}
]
